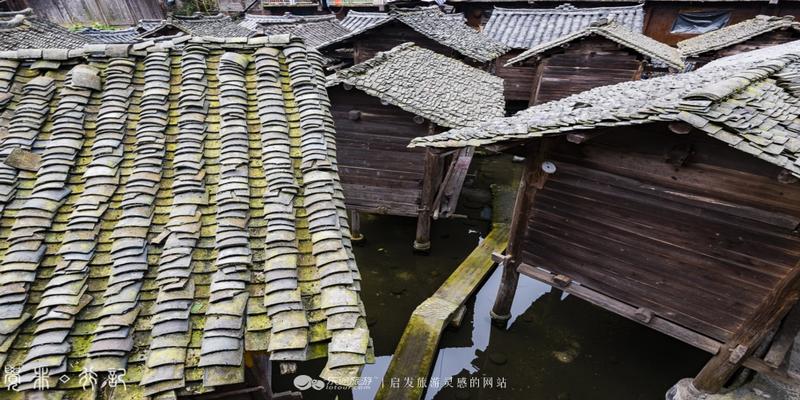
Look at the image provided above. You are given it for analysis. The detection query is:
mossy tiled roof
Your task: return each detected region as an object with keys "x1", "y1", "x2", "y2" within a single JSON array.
[
  {"x1": 411, "y1": 40, "x2": 800, "y2": 178},
  {"x1": 0, "y1": 36, "x2": 370, "y2": 399},
  {"x1": 0, "y1": 9, "x2": 88, "y2": 51}
]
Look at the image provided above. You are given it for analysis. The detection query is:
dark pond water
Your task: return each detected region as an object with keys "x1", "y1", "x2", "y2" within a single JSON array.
[{"x1": 271, "y1": 213, "x2": 710, "y2": 400}]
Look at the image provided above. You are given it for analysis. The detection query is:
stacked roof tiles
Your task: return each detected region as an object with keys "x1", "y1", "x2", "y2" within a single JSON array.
[
  {"x1": 76, "y1": 27, "x2": 140, "y2": 44},
  {"x1": 484, "y1": 3, "x2": 645, "y2": 49},
  {"x1": 410, "y1": 40, "x2": 800, "y2": 179},
  {"x1": 0, "y1": 9, "x2": 88, "y2": 51},
  {"x1": 138, "y1": 14, "x2": 256, "y2": 38},
  {"x1": 0, "y1": 36, "x2": 370, "y2": 399},
  {"x1": 340, "y1": 10, "x2": 392, "y2": 32},
  {"x1": 255, "y1": 15, "x2": 352, "y2": 49},
  {"x1": 330, "y1": 43, "x2": 505, "y2": 128}
]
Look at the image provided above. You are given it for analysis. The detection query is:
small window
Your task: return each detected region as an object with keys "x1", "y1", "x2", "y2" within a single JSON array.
[{"x1": 671, "y1": 10, "x2": 732, "y2": 34}]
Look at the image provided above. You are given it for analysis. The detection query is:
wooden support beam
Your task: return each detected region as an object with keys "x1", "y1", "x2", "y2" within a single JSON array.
[
  {"x1": 349, "y1": 209, "x2": 364, "y2": 244},
  {"x1": 693, "y1": 263, "x2": 800, "y2": 393},
  {"x1": 376, "y1": 224, "x2": 510, "y2": 400},
  {"x1": 491, "y1": 140, "x2": 553, "y2": 322},
  {"x1": 516, "y1": 263, "x2": 723, "y2": 353},
  {"x1": 414, "y1": 129, "x2": 444, "y2": 252},
  {"x1": 764, "y1": 304, "x2": 800, "y2": 367},
  {"x1": 432, "y1": 146, "x2": 474, "y2": 219}
]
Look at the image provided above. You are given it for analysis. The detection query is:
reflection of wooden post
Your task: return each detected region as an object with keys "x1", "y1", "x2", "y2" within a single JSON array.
[
  {"x1": 349, "y1": 209, "x2": 364, "y2": 243},
  {"x1": 414, "y1": 123, "x2": 443, "y2": 252},
  {"x1": 692, "y1": 265, "x2": 800, "y2": 393},
  {"x1": 491, "y1": 140, "x2": 553, "y2": 323}
]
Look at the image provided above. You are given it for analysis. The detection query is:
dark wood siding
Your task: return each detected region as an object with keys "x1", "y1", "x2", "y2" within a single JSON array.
[
  {"x1": 328, "y1": 86, "x2": 429, "y2": 217},
  {"x1": 531, "y1": 38, "x2": 642, "y2": 105},
  {"x1": 518, "y1": 127, "x2": 800, "y2": 343},
  {"x1": 691, "y1": 29, "x2": 800, "y2": 68},
  {"x1": 494, "y1": 50, "x2": 538, "y2": 103},
  {"x1": 644, "y1": 2, "x2": 800, "y2": 46},
  {"x1": 16, "y1": 0, "x2": 163, "y2": 26}
]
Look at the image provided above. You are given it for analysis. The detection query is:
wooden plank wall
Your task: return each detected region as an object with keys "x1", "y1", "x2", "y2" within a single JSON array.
[
  {"x1": 17, "y1": 0, "x2": 163, "y2": 26},
  {"x1": 494, "y1": 50, "x2": 538, "y2": 104},
  {"x1": 531, "y1": 38, "x2": 641, "y2": 105},
  {"x1": 328, "y1": 86, "x2": 429, "y2": 217},
  {"x1": 518, "y1": 127, "x2": 800, "y2": 343},
  {"x1": 644, "y1": 1, "x2": 800, "y2": 46}
]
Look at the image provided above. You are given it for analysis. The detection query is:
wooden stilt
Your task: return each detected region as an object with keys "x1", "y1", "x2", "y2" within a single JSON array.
[
  {"x1": 349, "y1": 209, "x2": 364, "y2": 244},
  {"x1": 692, "y1": 264, "x2": 800, "y2": 393},
  {"x1": 491, "y1": 140, "x2": 553, "y2": 323},
  {"x1": 414, "y1": 135, "x2": 443, "y2": 252}
]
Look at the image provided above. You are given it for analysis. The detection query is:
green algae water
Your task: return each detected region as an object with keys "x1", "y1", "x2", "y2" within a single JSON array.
[{"x1": 270, "y1": 213, "x2": 709, "y2": 400}]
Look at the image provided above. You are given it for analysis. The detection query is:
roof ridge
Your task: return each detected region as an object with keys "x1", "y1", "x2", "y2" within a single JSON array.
[
  {"x1": 491, "y1": 3, "x2": 643, "y2": 15},
  {"x1": 0, "y1": 8, "x2": 33, "y2": 17},
  {"x1": 678, "y1": 15, "x2": 800, "y2": 57}
]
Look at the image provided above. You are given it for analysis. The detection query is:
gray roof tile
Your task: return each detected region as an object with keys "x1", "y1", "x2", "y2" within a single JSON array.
[
  {"x1": 329, "y1": 43, "x2": 505, "y2": 128},
  {"x1": 411, "y1": 40, "x2": 800, "y2": 178},
  {"x1": 678, "y1": 15, "x2": 800, "y2": 57},
  {"x1": 484, "y1": 3, "x2": 645, "y2": 49},
  {"x1": 319, "y1": 6, "x2": 508, "y2": 62},
  {"x1": 0, "y1": 9, "x2": 88, "y2": 51}
]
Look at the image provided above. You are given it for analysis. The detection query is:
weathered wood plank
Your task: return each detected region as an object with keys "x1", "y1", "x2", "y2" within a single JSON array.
[{"x1": 376, "y1": 224, "x2": 510, "y2": 400}]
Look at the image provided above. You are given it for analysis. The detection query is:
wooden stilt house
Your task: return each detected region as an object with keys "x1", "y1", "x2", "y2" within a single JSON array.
[
  {"x1": 483, "y1": 3, "x2": 646, "y2": 109},
  {"x1": 0, "y1": 36, "x2": 371, "y2": 398},
  {"x1": 410, "y1": 41, "x2": 800, "y2": 396},
  {"x1": 503, "y1": 19, "x2": 684, "y2": 107},
  {"x1": 327, "y1": 43, "x2": 505, "y2": 250},
  {"x1": 317, "y1": 6, "x2": 508, "y2": 68},
  {"x1": 678, "y1": 15, "x2": 800, "y2": 69}
]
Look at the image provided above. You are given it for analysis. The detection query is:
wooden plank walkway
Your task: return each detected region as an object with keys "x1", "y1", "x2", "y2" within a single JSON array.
[{"x1": 375, "y1": 223, "x2": 510, "y2": 400}]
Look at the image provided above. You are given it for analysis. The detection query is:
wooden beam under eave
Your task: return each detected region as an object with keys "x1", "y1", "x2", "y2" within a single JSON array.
[{"x1": 693, "y1": 261, "x2": 800, "y2": 393}]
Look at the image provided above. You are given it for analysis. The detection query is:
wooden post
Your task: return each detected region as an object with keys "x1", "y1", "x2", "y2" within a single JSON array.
[
  {"x1": 692, "y1": 264, "x2": 800, "y2": 393},
  {"x1": 414, "y1": 125, "x2": 443, "y2": 252},
  {"x1": 490, "y1": 140, "x2": 553, "y2": 323},
  {"x1": 349, "y1": 209, "x2": 364, "y2": 244}
]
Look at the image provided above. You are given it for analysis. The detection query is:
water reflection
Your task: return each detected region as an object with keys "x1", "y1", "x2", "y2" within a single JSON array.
[{"x1": 424, "y1": 266, "x2": 550, "y2": 399}]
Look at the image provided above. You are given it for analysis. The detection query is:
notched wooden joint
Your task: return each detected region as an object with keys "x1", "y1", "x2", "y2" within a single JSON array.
[
  {"x1": 728, "y1": 344, "x2": 748, "y2": 364},
  {"x1": 491, "y1": 252, "x2": 511, "y2": 264},
  {"x1": 553, "y1": 274, "x2": 572, "y2": 287},
  {"x1": 348, "y1": 110, "x2": 361, "y2": 121},
  {"x1": 634, "y1": 307, "x2": 653, "y2": 324}
]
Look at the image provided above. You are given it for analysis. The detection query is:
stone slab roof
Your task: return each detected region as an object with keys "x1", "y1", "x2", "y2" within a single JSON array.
[
  {"x1": 340, "y1": 11, "x2": 392, "y2": 32},
  {"x1": 253, "y1": 14, "x2": 352, "y2": 49},
  {"x1": 319, "y1": 6, "x2": 508, "y2": 63},
  {"x1": 76, "y1": 27, "x2": 140, "y2": 44},
  {"x1": 0, "y1": 9, "x2": 88, "y2": 51},
  {"x1": 678, "y1": 15, "x2": 800, "y2": 57},
  {"x1": 410, "y1": 40, "x2": 800, "y2": 179},
  {"x1": 329, "y1": 43, "x2": 505, "y2": 128},
  {"x1": 139, "y1": 13, "x2": 256, "y2": 38},
  {"x1": 506, "y1": 19, "x2": 684, "y2": 70},
  {"x1": 484, "y1": 3, "x2": 645, "y2": 49},
  {"x1": 0, "y1": 36, "x2": 370, "y2": 399}
]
